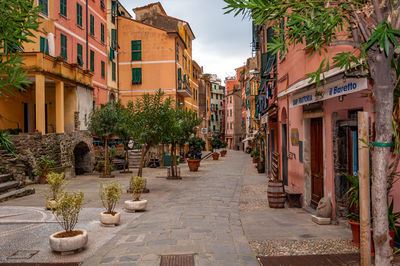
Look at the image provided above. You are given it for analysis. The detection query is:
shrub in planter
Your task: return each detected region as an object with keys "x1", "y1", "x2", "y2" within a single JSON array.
[
  {"x1": 210, "y1": 138, "x2": 223, "y2": 160},
  {"x1": 187, "y1": 137, "x2": 205, "y2": 171},
  {"x1": 220, "y1": 141, "x2": 228, "y2": 157},
  {"x1": 50, "y1": 192, "x2": 87, "y2": 252},
  {"x1": 251, "y1": 149, "x2": 260, "y2": 163},
  {"x1": 125, "y1": 176, "x2": 147, "y2": 212},
  {"x1": 45, "y1": 172, "x2": 67, "y2": 210},
  {"x1": 99, "y1": 182, "x2": 123, "y2": 225}
]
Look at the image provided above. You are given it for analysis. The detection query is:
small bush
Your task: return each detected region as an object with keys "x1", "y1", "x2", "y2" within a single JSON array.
[
  {"x1": 99, "y1": 181, "x2": 122, "y2": 213},
  {"x1": 130, "y1": 176, "x2": 146, "y2": 201},
  {"x1": 46, "y1": 172, "x2": 67, "y2": 200},
  {"x1": 53, "y1": 192, "x2": 84, "y2": 232}
]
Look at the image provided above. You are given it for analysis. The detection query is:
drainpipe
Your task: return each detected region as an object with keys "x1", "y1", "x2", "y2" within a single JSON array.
[
  {"x1": 85, "y1": 0, "x2": 89, "y2": 69},
  {"x1": 286, "y1": 75, "x2": 295, "y2": 160},
  {"x1": 116, "y1": 2, "x2": 120, "y2": 100}
]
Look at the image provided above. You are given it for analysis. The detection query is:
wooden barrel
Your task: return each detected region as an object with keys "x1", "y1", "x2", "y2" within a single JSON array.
[{"x1": 267, "y1": 179, "x2": 286, "y2": 208}]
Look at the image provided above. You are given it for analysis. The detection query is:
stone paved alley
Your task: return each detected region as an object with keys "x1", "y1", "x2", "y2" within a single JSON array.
[{"x1": 1, "y1": 151, "x2": 356, "y2": 265}]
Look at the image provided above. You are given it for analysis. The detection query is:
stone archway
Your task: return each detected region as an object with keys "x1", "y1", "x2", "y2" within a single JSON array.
[{"x1": 73, "y1": 141, "x2": 92, "y2": 175}]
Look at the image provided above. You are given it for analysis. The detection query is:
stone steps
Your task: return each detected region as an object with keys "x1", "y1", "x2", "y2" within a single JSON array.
[
  {"x1": 0, "y1": 173, "x2": 13, "y2": 183},
  {"x1": 128, "y1": 150, "x2": 142, "y2": 168},
  {"x1": 0, "y1": 187, "x2": 35, "y2": 202},
  {"x1": 0, "y1": 181, "x2": 19, "y2": 193}
]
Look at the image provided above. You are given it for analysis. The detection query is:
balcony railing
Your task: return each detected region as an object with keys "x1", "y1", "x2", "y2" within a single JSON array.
[{"x1": 177, "y1": 80, "x2": 192, "y2": 97}]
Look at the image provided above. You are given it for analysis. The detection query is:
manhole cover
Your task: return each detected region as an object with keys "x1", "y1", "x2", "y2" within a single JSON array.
[
  {"x1": 160, "y1": 254, "x2": 195, "y2": 266},
  {"x1": 7, "y1": 250, "x2": 39, "y2": 259}
]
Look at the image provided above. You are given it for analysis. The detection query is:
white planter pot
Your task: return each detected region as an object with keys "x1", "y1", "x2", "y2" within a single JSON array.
[
  {"x1": 49, "y1": 229, "x2": 88, "y2": 252},
  {"x1": 124, "y1": 199, "x2": 147, "y2": 212},
  {"x1": 100, "y1": 211, "x2": 121, "y2": 225},
  {"x1": 46, "y1": 199, "x2": 57, "y2": 210}
]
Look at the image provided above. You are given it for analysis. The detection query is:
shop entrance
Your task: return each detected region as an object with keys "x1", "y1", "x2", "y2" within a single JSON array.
[{"x1": 311, "y1": 117, "x2": 324, "y2": 207}]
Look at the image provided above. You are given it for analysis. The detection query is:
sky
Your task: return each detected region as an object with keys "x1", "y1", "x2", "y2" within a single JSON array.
[{"x1": 119, "y1": 0, "x2": 252, "y2": 84}]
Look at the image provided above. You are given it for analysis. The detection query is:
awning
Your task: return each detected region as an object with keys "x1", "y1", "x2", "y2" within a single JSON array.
[{"x1": 242, "y1": 137, "x2": 254, "y2": 143}]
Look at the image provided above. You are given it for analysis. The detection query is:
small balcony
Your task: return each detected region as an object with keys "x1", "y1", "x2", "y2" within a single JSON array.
[{"x1": 177, "y1": 80, "x2": 192, "y2": 98}]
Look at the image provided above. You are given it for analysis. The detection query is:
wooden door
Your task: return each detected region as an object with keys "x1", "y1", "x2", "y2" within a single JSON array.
[
  {"x1": 311, "y1": 118, "x2": 323, "y2": 207},
  {"x1": 282, "y1": 124, "x2": 288, "y2": 186}
]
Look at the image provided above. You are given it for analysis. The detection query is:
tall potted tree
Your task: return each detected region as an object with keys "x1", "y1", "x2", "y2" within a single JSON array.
[
  {"x1": 220, "y1": 141, "x2": 228, "y2": 157},
  {"x1": 187, "y1": 137, "x2": 206, "y2": 172},
  {"x1": 210, "y1": 138, "x2": 223, "y2": 160},
  {"x1": 88, "y1": 102, "x2": 120, "y2": 178}
]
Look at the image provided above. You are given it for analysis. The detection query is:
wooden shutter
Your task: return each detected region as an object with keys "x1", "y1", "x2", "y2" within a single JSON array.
[
  {"x1": 90, "y1": 15, "x2": 94, "y2": 35},
  {"x1": 131, "y1": 40, "x2": 141, "y2": 61},
  {"x1": 90, "y1": 50, "x2": 94, "y2": 72}
]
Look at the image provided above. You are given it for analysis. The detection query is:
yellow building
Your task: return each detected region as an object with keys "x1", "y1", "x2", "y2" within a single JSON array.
[{"x1": 0, "y1": 1, "x2": 93, "y2": 134}]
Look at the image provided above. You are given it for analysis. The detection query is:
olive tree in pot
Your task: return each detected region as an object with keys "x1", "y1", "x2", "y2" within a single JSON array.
[
  {"x1": 99, "y1": 182, "x2": 123, "y2": 225},
  {"x1": 45, "y1": 172, "x2": 67, "y2": 210},
  {"x1": 187, "y1": 137, "x2": 206, "y2": 172},
  {"x1": 220, "y1": 141, "x2": 228, "y2": 157},
  {"x1": 210, "y1": 138, "x2": 223, "y2": 160},
  {"x1": 49, "y1": 192, "x2": 87, "y2": 253},
  {"x1": 124, "y1": 176, "x2": 147, "y2": 212}
]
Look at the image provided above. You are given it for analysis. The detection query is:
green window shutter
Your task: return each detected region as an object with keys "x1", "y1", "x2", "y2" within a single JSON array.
[
  {"x1": 39, "y1": 0, "x2": 48, "y2": 16},
  {"x1": 176, "y1": 43, "x2": 179, "y2": 61},
  {"x1": 112, "y1": 62, "x2": 116, "y2": 81},
  {"x1": 109, "y1": 47, "x2": 114, "y2": 62},
  {"x1": 101, "y1": 24, "x2": 105, "y2": 43},
  {"x1": 178, "y1": 68, "x2": 182, "y2": 81},
  {"x1": 40, "y1": 37, "x2": 46, "y2": 54},
  {"x1": 90, "y1": 15, "x2": 94, "y2": 36},
  {"x1": 132, "y1": 68, "x2": 142, "y2": 84},
  {"x1": 90, "y1": 50, "x2": 94, "y2": 72},
  {"x1": 111, "y1": 29, "x2": 117, "y2": 49},
  {"x1": 77, "y1": 43, "x2": 83, "y2": 66},
  {"x1": 131, "y1": 40, "x2": 141, "y2": 61},
  {"x1": 60, "y1": 0, "x2": 67, "y2": 17},
  {"x1": 60, "y1": 34, "x2": 67, "y2": 59},
  {"x1": 101, "y1": 61, "x2": 105, "y2": 78},
  {"x1": 77, "y1": 3, "x2": 82, "y2": 27}
]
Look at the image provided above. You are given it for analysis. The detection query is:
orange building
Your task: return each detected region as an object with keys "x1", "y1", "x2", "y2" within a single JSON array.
[{"x1": 117, "y1": 2, "x2": 198, "y2": 112}]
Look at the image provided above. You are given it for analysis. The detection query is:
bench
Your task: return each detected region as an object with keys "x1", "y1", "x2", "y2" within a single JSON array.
[{"x1": 284, "y1": 186, "x2": 302, "y2": 208}]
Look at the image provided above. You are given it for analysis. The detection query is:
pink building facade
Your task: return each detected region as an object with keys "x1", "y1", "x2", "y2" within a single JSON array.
[{"x1": 53, "y1": 0, "x2": 108, "y2": 106}]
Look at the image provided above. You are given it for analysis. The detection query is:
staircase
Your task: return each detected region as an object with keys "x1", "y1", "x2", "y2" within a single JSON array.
[
  {"x1": 128, "y1": 149, "x2": 142, "y2": 169},
  {"x1": 0, "y1": 172, "x2": 35, "y2": 202}
]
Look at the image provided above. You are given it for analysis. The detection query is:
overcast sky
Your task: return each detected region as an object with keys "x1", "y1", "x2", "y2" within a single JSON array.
[{"x1": 119, "y1": 0, "x2": 252, "y2": 84}]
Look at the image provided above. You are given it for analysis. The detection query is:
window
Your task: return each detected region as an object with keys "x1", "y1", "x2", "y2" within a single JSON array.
[
  {"x1": 111, "y1": 1, "x2": 117, "y2": 24},
  {"x1": 60, "y1": 33, "x2": 67, "y2": 59},
  {"x1": 90, "y1": 50, "x2": 94, "y2": 72},
  {"x1": 77, "y1": 43, "x2": 83, "y2": 66},
  {"x1": 112, "y1": 62, "x2": 116, "y2": 81},
  {"x1": 178, "y1": 68, "x2": 182, "y2": 88},
  {"x1": 40, "y1": 37, "x2": 49, "y2": 55},
  {"x1": 60, "y1": 0, "x2": 67, "y2": 17},
  {"x1": 211, "y1": 114, "x2": 214, "y2": 121},
  {"x1": 213, "y1": 125, "x2": 216, "y2": 131},
  {"x1": 211, "y1": 93, "x2": 213, "y2": 99},
  {"x1": 230, "y1": 96, "x2": 232, "y2": 103},
  {"x1": 76, "y1": 3, "x2": 82, "y2": 27},
  {"x1": 176, "y1": 43, "x2": 179, "y2": 61},
  {"x1": 101, "y1": 23, "x2": 105, "y2": 43},
  {"x1": 111, "y1": 29, "x2": 117, "y2": 49},
  {"x1": 132, "y1": 68, "x2": 142, "y2": 84},
  {"x1": 131, "y1": 40, "x2": 141, "y2": 61},
  {"x1": 100, "y1": 0, "x2": 105, "y2": 10},
  {"x1": 39, "y1": 0, "x2": 48, "y2": 16},
  {"x1": 90, "y1": 15, "x2": 94, "y2": 36},
  {"x1": 230, "y1": 109, "x2": 232, "y2": 117},
  {"x1": 101, "y1": 61, "x2": 105, "y2": 78}
]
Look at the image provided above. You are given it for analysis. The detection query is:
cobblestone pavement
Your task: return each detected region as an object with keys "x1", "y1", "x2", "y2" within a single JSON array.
[{"x1": 84, "y1": 151, "x2": 259, "y2": 266}]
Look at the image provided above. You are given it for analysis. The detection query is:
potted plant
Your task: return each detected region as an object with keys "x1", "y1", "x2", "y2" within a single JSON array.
[
  {"x1": 124, "y1": 176, "x2": 147, "y2": 212},
  {"x1": 45, "y1": 172, "x2": 67, "y2": 210},
  {"x1": 345, "y1": 174, "x2": 398, "y2": 251},
  {"x1": 220, "y1": 141, "x2": 228, "y2": 157},
  {"x1": 210, "y1": 138, "x2": 223, "y2": 160},
  {"x1": 49, "y1": 192, "x2": 87, "y2": 252},
  {"x1": 99, "y1": 181, "x2": 123, "y2": 225},
  {"x1": 257, "y1": 160, "x2": 265, "y2": 173},
  {"x1": 36, "y1": 156, "x2": 56, "y2": 184},
  {"x1": 252, "y1": 149, "x2": 260, "y2": 163},
  {"x1": 187, "y1": 137, "x2": 205, "y2": 172}
]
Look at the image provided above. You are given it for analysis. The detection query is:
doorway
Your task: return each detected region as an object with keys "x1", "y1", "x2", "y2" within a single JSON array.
[
  {"x1": 281, "y1": 124, "x2": 288, "y2": 186},
  {"x1": 311, "y1": 117, "x2": 323, "y2": 207}
]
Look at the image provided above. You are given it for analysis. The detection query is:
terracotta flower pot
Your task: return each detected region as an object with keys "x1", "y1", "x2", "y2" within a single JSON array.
[
  {"x1": 100, "y1": 211, "x2": 120, "y2": 225},
  {"x1": 187, "y1": 159, "x2": 200, "y2": 172},
  {"x1": 124, "y1": 199, "x2": 147, "y2": 212},
  {"x1": 348, "y1": 220, "x2": 395, "y2": 255},
  {"x1": 212, "y1": 153, "x2": 219, "y2": 160},
  {"x1": 49, "y1": 229, "x2": 88, "y2": 252},
  {"x1": 253, "y1": 158, "x2": 260, "y2": 164},
  {"x1": 220, "y1": 150, "x2": 227, "y2": 157}
]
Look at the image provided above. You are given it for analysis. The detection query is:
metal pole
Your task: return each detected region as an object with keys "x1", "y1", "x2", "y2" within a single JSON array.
[{"x1": 358, "y1": 111, "x2": 371, "y2": 266}]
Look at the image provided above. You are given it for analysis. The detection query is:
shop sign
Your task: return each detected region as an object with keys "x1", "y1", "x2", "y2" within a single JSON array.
[
  {"x1": 289, "y1": 78, "x2": 368, "y2": 108},
  {"x1": 201, "y1": 128, "x2": 208, "y2": 135},
  {"x1": 291, "y1": 128, "x2": 299, "y2": 146},
  {"x1": 261, "y1": 114, "x2": 268, "y2": 124}
]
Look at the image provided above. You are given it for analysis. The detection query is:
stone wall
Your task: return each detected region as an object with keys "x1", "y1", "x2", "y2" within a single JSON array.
[{"x1": 0, "y1": 131, "x2": 94, "y2": 182}]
